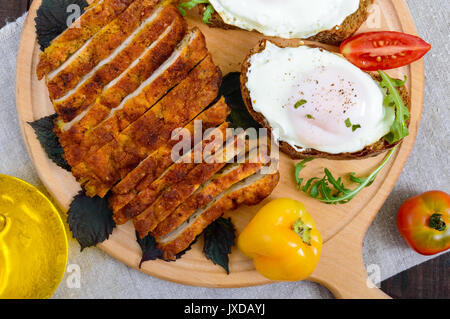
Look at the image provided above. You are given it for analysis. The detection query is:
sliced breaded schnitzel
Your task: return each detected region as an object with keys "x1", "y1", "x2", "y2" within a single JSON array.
[
  {"x1": 52, "y1": 5, "x2": 186, "y2": 121},
  {"x1": 110, "y1": 98, "x2": 231, "y2": 224},
  {"x1": 46, "y1": 0, "x2": 161, "y2": 102},
  {"x1": 59, "y1": 28, "x2": 208, "y2": 168},
  {"x1": 37, "y1": 0, "x2": 138, "y2": 79},
  {"x1": 152, "y1": 152, "x2": 267, "y2": 239},
  {"x1": 133, "y1": 129, "x2": 251, "y2": 238},
  {"x1": 72, "y1": 55, "x2": 222, "y2": 197},
  {"x1": 158, "y1": 170, "x2": 280, "y2": 260}
]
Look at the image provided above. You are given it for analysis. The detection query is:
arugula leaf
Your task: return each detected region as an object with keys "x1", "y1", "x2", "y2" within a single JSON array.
[
  {"x1": 178, "y1": 0, "x2": 215, "y2": 24},
  {"x1": 295, "y1": 147, "x2": 397, "y2": 204},
  {"x1": 220, "y1": 72, "x2": 261, "y2": 130},
  {"x1": 203, "y1": 217, "x2": 236, "y2": 274},
  {"x1": 379, "y1": 71, "x2": 409, "y2": 144},
  {"x1": 28, "y1": 114, "x2": 71, "y2": 171},
  {"x1": 35, "y1": 0, "x2": 89, "y2": 50},
  {"x1": 295, "y1": 158, "x2": 314, "y2": 187},
  {"x1": 67, "y1": 192, "x2": 116, "y2": 251},
  {"x1": 136, "y1": 232, "x2": 162, "y2": 268}
]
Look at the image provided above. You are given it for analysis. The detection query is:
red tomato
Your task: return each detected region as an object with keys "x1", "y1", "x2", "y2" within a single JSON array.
[
  {"x1": 340, "y1": 31, "x2": 431, "y2": 71},
  {"x1": 397, "y1": 191, "x2": 450, "y2": 256}
]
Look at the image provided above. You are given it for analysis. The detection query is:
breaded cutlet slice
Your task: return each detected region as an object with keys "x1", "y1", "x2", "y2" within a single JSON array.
[
  {"x1": 59, "y1": 28, "x2": 208, "y2": 168},
  {"x1": 46, "y1": 0, "x2": 161, "y2": 103},
  {"x1": 110, "y1": 99, "x2": 231, "y2": 224},
  {"x1": 113, "y1": 122, "x2": 230, "y2": 225},
  {"x1": 152, "y1": 150, "x2": 268, "y2": 239},
  {"x1": 37, "y1": 0, "x2": 137, "y2": 79},
  {"x1": 52, "y1": 5, "x2": 186, "y2": 122},
  {"x1": 133, "y1": 130, "x2": 251, "y2": 238},
  {"x1": 198, "y1": 0, "x2": 373, "y2": 45},
  {"x1": 158, "y1": 170, "x2": 280, "y2": 260},
  {"x1": 72, "y1": 55, "x2": 222, "y2": 197}
]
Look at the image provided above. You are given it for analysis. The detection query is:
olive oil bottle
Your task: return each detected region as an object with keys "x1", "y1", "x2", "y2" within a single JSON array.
[{"x1": 0, "y1": 175, "x2": 68, "y2": 299}]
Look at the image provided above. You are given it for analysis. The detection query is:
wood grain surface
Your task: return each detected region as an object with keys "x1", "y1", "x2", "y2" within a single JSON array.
[{"x1": 6, "y1": 0, "x2": 449, "y2": 298}]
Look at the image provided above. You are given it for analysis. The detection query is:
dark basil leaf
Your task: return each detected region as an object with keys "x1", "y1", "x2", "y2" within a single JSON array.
[
  {"x1": 136, "y1": 232, "x2": 162, "y2": 268},
  {"x1": 203, "y1": 217, "x2": 236, "y2": 274},
  {"x1": 28, "y1": 114, "x2": 71, "y2": 171},
  {"x1": 220, "y1": 72, "x2": 261, "y2": 130},
  {"x1": 35, "y1": 0, "x2": 89, "y2": 50},
  {"x1": 68, "y1": 192, "x2": 116, "y2": 251}
]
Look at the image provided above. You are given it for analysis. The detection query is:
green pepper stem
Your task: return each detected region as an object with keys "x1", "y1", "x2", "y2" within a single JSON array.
[{"x1": 292, "y1": 218, "x2": 312, "y2": 245}]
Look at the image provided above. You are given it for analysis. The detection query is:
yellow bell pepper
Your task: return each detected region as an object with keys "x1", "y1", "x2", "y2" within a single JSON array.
[{"x1": 238, "y1": 198, "x2": 322, "y2": 281}]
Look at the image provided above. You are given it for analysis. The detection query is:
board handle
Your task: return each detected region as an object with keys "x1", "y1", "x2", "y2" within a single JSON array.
[
  {"x1": 308, "y1": 220, "x2": 391, "y2": 299},
  {"x1": 310, "y1": 263, "x2": 390, "y2": 299}
]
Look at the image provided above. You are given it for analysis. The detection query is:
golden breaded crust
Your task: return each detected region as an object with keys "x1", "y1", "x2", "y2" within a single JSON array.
[
  {"x1": 134, "y1": 161, "x2": 227, "y2": 237},
  {"x1": 240, "y1": 40, "x2": 411, "y2": 160},
  {"x1": 152, "y1": 161, "x2": 264, "y2": 239},
  {"x1": 72, "y1": 55, "x2": 222, "y2": 197},
  {"x1": 158, "y1": 171, "x2": 280, "y2": 260},
  {"x1": 110, "y1": 100, "x2": 231, "y2": 224},
  {"x1": 112, "y1": 122, "x2": 229, "y2": 223},
  {"x1": 60, "y1": 28, "x2": 209, "y2": 168},
  {"x1": 47, "y1": 0, "x2": 161, "y2": 102},
  {"x1": 133, "y1": 131, "x2": 256, "y2": 237},
  {"x1": 198, "y1": 0, "x2": 373, "y2": 45},
  {"x1": 53, "y1": 5, "x2": 186, "y2": 122},
  {"x1": 37, "y1": 0, "x2": 137, "y2": 80}
]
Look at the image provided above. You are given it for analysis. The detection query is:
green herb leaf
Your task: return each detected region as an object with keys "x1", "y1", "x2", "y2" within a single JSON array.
[
  {"x1": 296, "y1": 147, "x2": 397, "y2": 204},
  {"x1": 28, "y1": 114, "x2": 71, "y2": 171},
  {"x1": 178, "y1": 0, "x2": 215, "y2": 24},
  {"x1": 306, "y1": 114, "x2": 315, "y2": 120},
  {"x1": 220, "y1": 72, "x2": 261, "y2": 130},
  {"x1": 352, "y1": 124, "x2": 361, "y2": 132},
  {"x1": 378, "y1": 70, "x2": 409, "y2": 144},
  {"x1": 203, "y1": 217, "x2": 236, "y2": 274},
  {"x1": 67, "y1": 192, "x2": 116, "y2": 251},
  {"x1": 35, "y1": 0, "x2": 89, "y2": 50},
  {"x1": 295, "y1": 99, "x2": 307, "y2": 109},
  {"x1": 345, "y1": 118, "x2": 352, "y2": 127},
  {"x1": 295, "y1": 158, "x2": 314, "y2": 187}
]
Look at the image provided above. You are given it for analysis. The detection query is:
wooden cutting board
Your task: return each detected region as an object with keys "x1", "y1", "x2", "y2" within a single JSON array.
[{"x1": 15, "y1": 0, "x2": 424, "y2": 298}]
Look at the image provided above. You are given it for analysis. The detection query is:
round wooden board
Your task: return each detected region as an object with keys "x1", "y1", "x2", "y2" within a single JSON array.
[{"x1": 16, "y1": 0, "x2": 424, "y2": 298}]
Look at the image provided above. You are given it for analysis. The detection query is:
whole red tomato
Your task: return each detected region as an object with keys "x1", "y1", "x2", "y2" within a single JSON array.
[{"x1": 397, "y1": 191, "x2": 450, "y2": 255}]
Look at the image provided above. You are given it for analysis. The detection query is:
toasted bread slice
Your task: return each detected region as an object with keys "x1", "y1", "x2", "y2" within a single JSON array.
[
  {"x1": 198, "y1": 0, "x2": 373, "y2": 45},
  {"x1": 240, "y1": 40, "x2": 411, "y2": 160}
]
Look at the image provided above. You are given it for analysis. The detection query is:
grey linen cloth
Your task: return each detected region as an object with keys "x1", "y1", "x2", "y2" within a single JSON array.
[{"x1": 0, "y1": 0, "x2": 448, "y2": 298}]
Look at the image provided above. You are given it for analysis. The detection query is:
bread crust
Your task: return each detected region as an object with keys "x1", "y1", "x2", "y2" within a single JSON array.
[
  {"x1": 199, "y1": 0, "x2": 373, "y2": 45},
  {"x1": 240, "y1": 40, "x2": 411, "y2": 160}
]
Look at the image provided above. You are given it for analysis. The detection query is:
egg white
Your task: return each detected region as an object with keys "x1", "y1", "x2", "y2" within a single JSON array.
[
  {"x1": 246, "y1": 42, "x2": 395, "y2": 154},
  {"x1": 209, "y1": 0, "x2": 360, "y2": 39}
]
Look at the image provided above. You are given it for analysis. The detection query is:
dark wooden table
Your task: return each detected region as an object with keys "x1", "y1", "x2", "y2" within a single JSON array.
[{"x1": 2, "y1": 1, "x2": 448, "y2": 299}]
